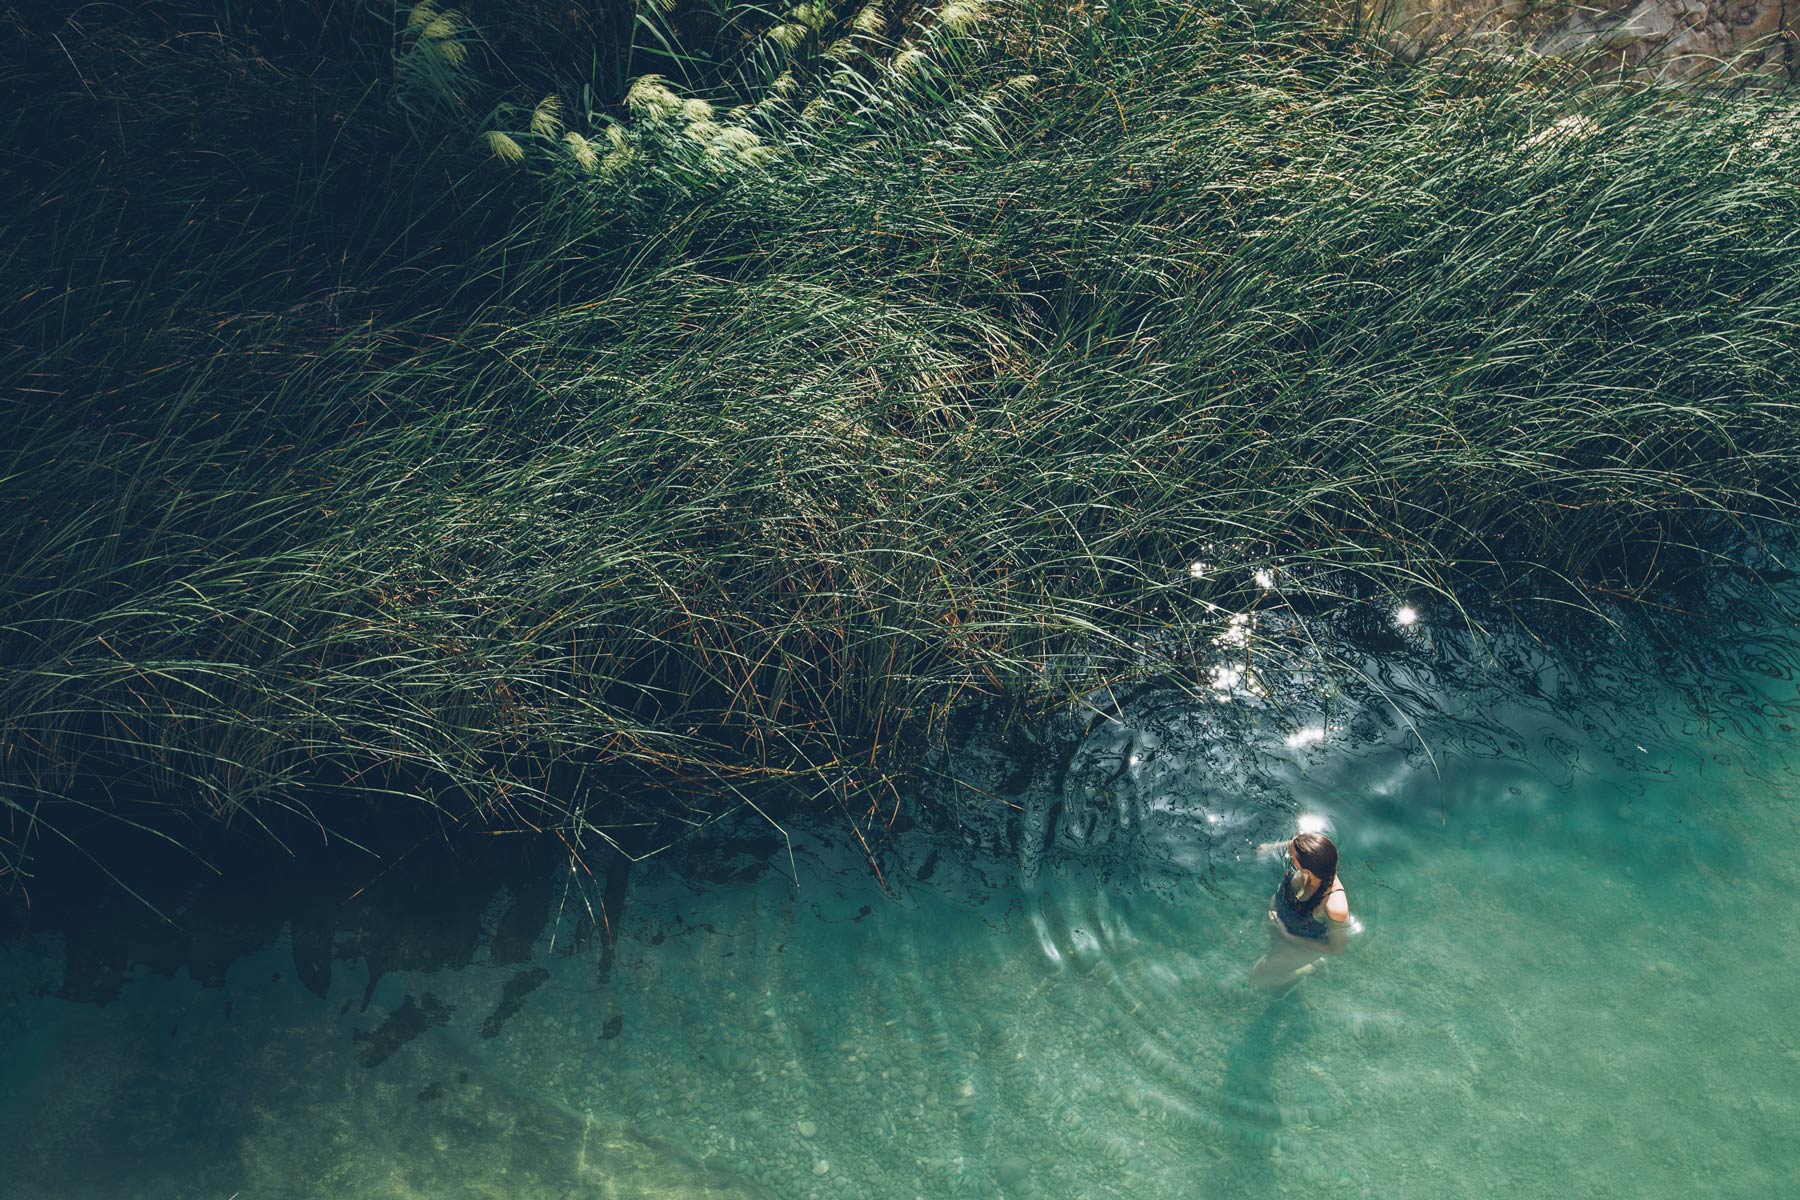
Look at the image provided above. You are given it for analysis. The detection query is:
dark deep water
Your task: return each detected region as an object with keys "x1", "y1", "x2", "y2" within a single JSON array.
[{"x1": 3, "y1": 600, "x2": 1798, "y2": 1199}]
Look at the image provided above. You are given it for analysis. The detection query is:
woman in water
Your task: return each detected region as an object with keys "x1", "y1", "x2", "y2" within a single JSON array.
[{"x1": 1249, "y1": 832, "x2": 1351, "y2": 988}]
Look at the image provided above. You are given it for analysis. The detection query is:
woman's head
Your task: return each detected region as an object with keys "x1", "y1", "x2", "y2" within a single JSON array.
[{"x1": 1290, "y1": 832, "x2": 1337, "y2": 883}]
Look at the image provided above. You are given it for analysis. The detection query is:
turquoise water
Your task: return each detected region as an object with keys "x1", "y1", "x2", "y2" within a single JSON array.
[{"x1": 2, "y1": 621, "x2": 1797, "y2": 1198}]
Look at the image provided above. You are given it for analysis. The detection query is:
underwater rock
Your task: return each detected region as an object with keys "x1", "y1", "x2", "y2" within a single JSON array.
[
  {"x1": 353, "y1": 992, "x2": 452, "y2": 1068},
  {"x1": 478, "y1": 966, "x2": 550, "y2": 1039}
]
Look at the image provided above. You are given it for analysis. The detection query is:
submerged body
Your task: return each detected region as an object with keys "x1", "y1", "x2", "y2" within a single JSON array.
[{"x1": 1250, "y1": 834, "x2": 1351, "y2": 987}]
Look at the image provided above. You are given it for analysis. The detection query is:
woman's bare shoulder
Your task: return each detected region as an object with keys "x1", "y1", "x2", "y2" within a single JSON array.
[{"x1": 1325, "y1": 885, "x2": 1351, "y2": 922}]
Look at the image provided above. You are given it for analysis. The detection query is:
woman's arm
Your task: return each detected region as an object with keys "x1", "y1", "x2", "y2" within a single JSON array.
[
  {"x1": 1322, "y1": 887, "x2": 1351, "y2": 955},
  {"x1": 1324, "y1": 913, "x2": 1349, "y2": 955}
]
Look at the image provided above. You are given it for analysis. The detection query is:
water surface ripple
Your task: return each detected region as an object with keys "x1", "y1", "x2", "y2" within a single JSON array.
[{"x1": 2, "y1": 617, "x2": 1797, "y2": 1199}]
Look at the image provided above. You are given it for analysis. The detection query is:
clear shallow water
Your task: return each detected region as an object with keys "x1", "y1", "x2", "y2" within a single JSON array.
[{"x1": 3, "y1": 625, "x2": 1798, "y2": 1199}]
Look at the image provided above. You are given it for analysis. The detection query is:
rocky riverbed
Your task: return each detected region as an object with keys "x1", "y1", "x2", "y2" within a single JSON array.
[{"x1": 1375, "y1": 0, "x2": 1795, "y2": 81}]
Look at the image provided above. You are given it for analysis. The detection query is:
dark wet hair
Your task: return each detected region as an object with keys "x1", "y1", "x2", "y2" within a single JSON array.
[{"x1": 1291, "y1": 833, "x2": 1337, "y2": 885}]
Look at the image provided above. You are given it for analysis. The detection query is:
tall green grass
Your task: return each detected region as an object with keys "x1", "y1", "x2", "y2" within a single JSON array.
[{"x1": 2, "y1": 0, "x2": 1797, "y2": 889}]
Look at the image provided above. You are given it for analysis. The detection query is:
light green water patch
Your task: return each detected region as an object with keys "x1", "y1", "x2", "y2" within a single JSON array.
[
  {"x1": 461, "y1": 693, "x2": 1799, "y2": 1200},
  {"x1": 2, "y1": 634, "x2": 1797, "y2": 1199}
]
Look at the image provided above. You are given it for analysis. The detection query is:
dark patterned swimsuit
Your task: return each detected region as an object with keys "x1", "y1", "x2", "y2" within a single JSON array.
[{"x1": 1273, "y1": 867, "x2": 1337, "y2": 942}]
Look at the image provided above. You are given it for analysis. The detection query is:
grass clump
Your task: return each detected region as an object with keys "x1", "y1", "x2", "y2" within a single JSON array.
[{"x1": 2, "y1": 0, "x2": 1797, "y2": 888}]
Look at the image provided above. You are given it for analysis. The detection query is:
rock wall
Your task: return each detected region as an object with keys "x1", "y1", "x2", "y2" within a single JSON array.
[{"x1": 1373, "y1": 0, "x2": 1797, "y2": 82}]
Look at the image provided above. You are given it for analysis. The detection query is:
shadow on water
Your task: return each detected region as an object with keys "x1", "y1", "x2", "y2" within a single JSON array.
[{"x1": 1212, "y1": 987, "x2": 1318, "y2": 1199}]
